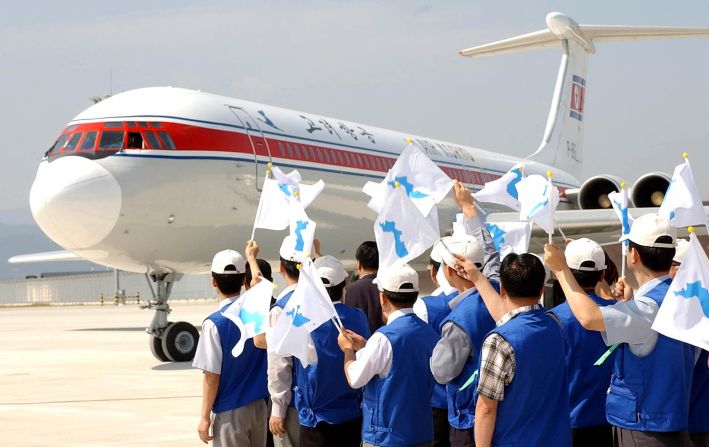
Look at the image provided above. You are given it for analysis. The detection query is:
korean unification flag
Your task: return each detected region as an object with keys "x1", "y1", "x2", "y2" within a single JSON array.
[
  {"x1": 287, "y1": 203, "x2": 317, "y2": 262},
  {"x1": 221, "y1": 278, "x2": 274, "y2": 358},
  {"x1": 473, "y1": 163, "x2": 525, "y2": 211},
  {"x1": 270, "y1": 258, "x2": 337, "y2": 366},
  {"x1": 608, "y1": 188, "x2": 634, "y2": 254},
  {"x1": 659, "y1": 160, "x2": 707, "y2": 228},
  {"x1": 484, "y1": 221, "x2": 532, "y2": 258},
  {"x1": 374, "y1": 187, "x2": 439, "y2": 270},
  {"x1": 253, "y1": 167, "x2": 325, "y2": 231},
  {"x1": 362, "y1": 143, "x2": 452, "y2": 218},
  {"x1": 652, "y1": 233, "x2": 709, "y2": 351},
  {"x1": 516, "y1": 174, "x2": 559, "y2": 235}
]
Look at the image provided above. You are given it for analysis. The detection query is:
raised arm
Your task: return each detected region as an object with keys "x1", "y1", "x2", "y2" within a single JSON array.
[
  {"x1": 245, "y1": 240, "x2": 262, "y2": 288},
  {"x1": 453, "y1": 253, "x2": 506, "y2": 322}
]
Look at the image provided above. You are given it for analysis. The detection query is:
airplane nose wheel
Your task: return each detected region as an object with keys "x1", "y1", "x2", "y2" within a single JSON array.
[{"x1": 161, "y1": 321, "x2": 200, "y2": 362}]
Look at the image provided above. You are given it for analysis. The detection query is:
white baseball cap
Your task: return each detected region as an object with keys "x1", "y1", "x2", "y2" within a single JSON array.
[
  {"x1": 211, "y1": 249, "x2": 246, "y2": 274},
  {"x1": 373, "y1": 264, "x2": 419, "y2": 293},
  {"x1": 565, "y1": 238, "x2": 606, "y2": 271},
  {"x1": 445, "y1": 235, "x2": 484, "y2": 268},
  {"x1": 620, "y1": 213, "x2": 676, "y2": 248},
  {"x1": 314, "y1": 255, "x2": 348, "y2": 287},
  {"x1": 430, "y1": 236, "x2": 453, "y2": 264},
  {"x1": 673, "y1": 238, "x2": 689, "y2": 264}
]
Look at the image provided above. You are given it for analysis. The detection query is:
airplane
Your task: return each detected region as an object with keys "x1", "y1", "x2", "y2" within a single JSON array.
[{"x1": 12, "y1": 12, "x2": 709, "y2": 362}]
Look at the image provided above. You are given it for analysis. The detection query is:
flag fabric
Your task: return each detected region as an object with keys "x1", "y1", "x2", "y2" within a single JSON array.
[
  {"x1": 473, "y1": 163, "x2": 525, "y2": 211},
  {"x1": 374, "y1": 187, "x2": 439, "y2": 270},
  {"x1": 608, "y1": 188, "x2": 634, "y2": 259},
  {"x1": 362, "y1": 143, "x2": 452, "y2": 216},
  {"x1": 658, "y1": 159, "x2": 707, "y2": 228},
  {"x1": 253, "y1": 167, "x2": 325, "y2": 231},
  {"x1": 221, "y1": 278, "x2": 274, "y2": 357},
  {"x1": 516, "y1": 174, "x2": 560, "y2": 235},
  {"x1": 269, "y1": 258, "x2": 337, "y2": 366},
  {"x1": 287, "y1": 202, "x2": 317, "y2": 262},
  {"x1": 484, "y1": 221, "x2": 533, "y2": 257},
  {"x1": 652, "y1": 232, "x2": 709, "y2": 351}
]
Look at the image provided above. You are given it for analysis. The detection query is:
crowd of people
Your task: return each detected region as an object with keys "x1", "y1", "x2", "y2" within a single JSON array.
[{"x1": 192, "y1": 181, "x2": 709, "y2": 447}]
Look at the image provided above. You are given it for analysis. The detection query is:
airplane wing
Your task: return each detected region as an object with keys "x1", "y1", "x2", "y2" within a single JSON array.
[{"x1": 8, "y1": 250, "x2": 82, "y2": 264}]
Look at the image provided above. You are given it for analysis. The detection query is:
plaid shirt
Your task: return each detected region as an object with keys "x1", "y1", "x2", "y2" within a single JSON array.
[{"x1": 477, "y1": 304, "x2": 542, "y2": 401}]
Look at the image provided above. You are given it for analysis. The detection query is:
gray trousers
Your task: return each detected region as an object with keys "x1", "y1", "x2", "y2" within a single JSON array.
[
  {"x1": 272, "y1": 406, "x2": 302, "y2": 447},
  {"x1": 214, "y1": 399, "x2": 268, "y2": 447},
  {"x1": 612, "y1": 427, "x2": 690, "y2": 447}
]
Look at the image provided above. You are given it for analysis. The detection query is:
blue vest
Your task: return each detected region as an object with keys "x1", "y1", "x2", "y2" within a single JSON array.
[
  {"x1": 606, "y1": 278, "x2": 696, "y2": 431},
  {"x1": 488, "y1": 308, "x2": 571, "y2": 446},
  {"x1": 362, "y1": 313, "x2": 438, "y2": 447},
  {"x1": 549, "y1": 292, "x2": 615, "y2": 428},
  {"x1": 294, "y1": 303, "x2": 371, "y2": 427},
  {"x1": 440, "y1": 282, "x2": 498, "y2": 429},
  {"x1": 207, "y1": 310, "x2": 269, "y2": 413},
  {"x1": 421, "y1": 289, "x2": 459, "y2": 410},
  {"x1": 689, "y1": 350, "x2": 709, "y2": 433}
]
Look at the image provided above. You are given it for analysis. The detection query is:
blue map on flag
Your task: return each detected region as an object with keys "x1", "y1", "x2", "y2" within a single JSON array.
[
  {"x1": 286, "y1": 305, "x2": 311, "y2": 327},
  {"x1": 278, "y1": 183, "x2": 295, "y2": 197},
  {"x1": 506, "y1": 168, "x2": 523, "y2": 200},
  {"x1": 527, "y1": 184, "x2": 549, "y2": 218},
  {"x1": 239, "y1": 308, "x2": 266, "y2": 334},
  {"x1": 485, "y1": 223, "x2": 506, "y2": 251},
  {"x1": 674, "y1": 280, "x2": 709, "y2": 318},
  {"x1": 380, "y1": 220, "x2": 408, "y2": 257},
  {"x1": 294, "y1": 220, "x2": 309, "y2": 251},
  {"x1": 388, "y1": 176, "x2": 429, "y2": 199}
]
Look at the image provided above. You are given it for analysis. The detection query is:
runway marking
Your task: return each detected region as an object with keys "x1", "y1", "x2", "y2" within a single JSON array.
[{"x1": 0, "y1": 395, "x2": 200, "y2": 406}]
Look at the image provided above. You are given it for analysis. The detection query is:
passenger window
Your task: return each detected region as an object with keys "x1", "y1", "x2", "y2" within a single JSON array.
[
  {"x1": 286, "y1": 143, "x2": 294, "y2": 158},
  {"x1": 99, "y1": 131, "x2": 125, "y2": 149},
  {"x1": 157, "y1": 131, "x2": 175, "y2": 149},
  {"x1": 344, "y1": 152, "x2": 351, "y2": 166},
  {"x1": 278, "y1": 142, "x2": 286, "y2": 157},
  {"x1": 64, "y1": 133, "x2": 83, "y2": 151},
  {"x1": 80, "y1": 131, "x2": 98, "y2": 150},
  {"x1": 294, "y1": 145, "x2": 302, "y2": 159},
  {"x1": 323, "y1": 150, "x2": 331, "y2": 163},
  {"x1": 300, "y1": 146, "x2": 308, "y2": 160},
  {"x1": 126, "y1": 132, "x2": 143, "y2": 149},
  {"x1": 315, "y1": 148, "x2": 323, "y2": 161},
  {"x1": 143, "y1": 131, "x2": 161, "y2": 149},
  {"x1": 309, "y1": 147, "x2": 316, "y2": 160},
  {"x1": 337, "y1": 152, "x2": 344, "y2": 164},
  {"x1": 104, "y1": 122, "x2": 122, "y2": 128}
]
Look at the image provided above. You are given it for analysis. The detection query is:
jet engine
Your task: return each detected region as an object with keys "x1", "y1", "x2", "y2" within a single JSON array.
[
  {"x1": 631, "y1": 172, "x2": 671, "y2": 208},
  {"x1": 576, "y1": 175, "x2": 623, "y2": 209}
]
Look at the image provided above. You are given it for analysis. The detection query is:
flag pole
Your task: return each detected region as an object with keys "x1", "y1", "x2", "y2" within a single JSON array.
[
  {"x1": 620, "y1": 182, "x2": 628, "y2": 278},
  {"x1": 250, "y1": 163, "x2": 273, "y2": 241},
  {"x1": 547, "y1": 170, "x2": 554, "y2": 245}
]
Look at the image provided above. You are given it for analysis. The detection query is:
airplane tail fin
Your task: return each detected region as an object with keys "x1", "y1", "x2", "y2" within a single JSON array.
[{"x1": 460, "y1": 12, "x2": 709, "y2": 181}]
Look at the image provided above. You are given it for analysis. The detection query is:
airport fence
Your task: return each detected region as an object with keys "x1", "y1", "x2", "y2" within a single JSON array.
[{"x1": 0, "y1": 271, "x2": 215, "y2": 306}]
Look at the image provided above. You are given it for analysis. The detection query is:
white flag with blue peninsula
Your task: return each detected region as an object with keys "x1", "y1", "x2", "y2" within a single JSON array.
[
  {"x1": 374, "y1": 186, "x2": 439, "y2": 270},
  {"x1": 484, "y1": 221, "x2": 532, "y2": 257},
  {"x1": 658, "y1": 157, "x2": 707, "y2": 228},
  {"x1": 362, "y1": 142, "x2": 452, "y2": 217},
  {"x1": 516, "y1": 173, "x2": 559, "y2": 235},
  {"x1": 269, "y1": 258, "x2": 337, "y2": 366},
  {"x1": 652, "y1": 231, "x2": 709, "y2": 351},
  {"x1": 286, "y1": 203, "x2": 316, "y2": 262},
  {"x1": 221, "y1": 278, "x2": 274, "y2": 358},
  {"x1": 473, "y1": 163, "x2": 525, "y2": 211},
  {"x1": 253, "y1": 167, "x2": 325, "y2": 231}
]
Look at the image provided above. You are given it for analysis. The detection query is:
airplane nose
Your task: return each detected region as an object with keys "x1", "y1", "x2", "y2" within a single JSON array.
[{"x1": 30, "y1": 156, "x2": 122, "y2": 250}]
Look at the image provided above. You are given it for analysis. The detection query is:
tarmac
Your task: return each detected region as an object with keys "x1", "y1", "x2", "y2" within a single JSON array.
[{"x1": 0, "y1": 301, "x2": 217, "y2": 447}]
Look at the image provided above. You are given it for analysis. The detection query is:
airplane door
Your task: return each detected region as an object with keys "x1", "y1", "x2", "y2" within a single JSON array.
[{"x1": 227, "y1": 106, "x2": 273, "y2": 190}]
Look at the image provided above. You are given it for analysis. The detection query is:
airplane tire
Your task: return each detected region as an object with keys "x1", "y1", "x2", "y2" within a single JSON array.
[
  {"x1": 150, "y1": 334, "x2": 171, "y2": 362},
  {"x1": 162, "y1": 321, "x2": 200, "y2": 362}
]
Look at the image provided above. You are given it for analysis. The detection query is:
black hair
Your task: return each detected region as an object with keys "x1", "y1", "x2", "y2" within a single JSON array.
[
  {"x1": 382, "y1": 282, "x2": 418, "y2": 306},
  {"x1": 500, "y1": 253, "x2": 546, "y2": 299},
  {"x1": 212, "y1": 272, "x2": 245, "y2": 296},
  {"x1": 570, "y1": 261, "x2": 604, "y2": 290},
  {"x1": 629, "y1": 237, "x2": 675, "y2": 273},
  {"x1": 604, "y1": 252, "x2": 618, "y2": 286},
  {"x1": 429, "y1": 257, "x2": 441, "y2": 273},
  {"x1": 245, "y1": 259, "x2": 273, "y2": 285},
  {"x1": 322, "y1": 279, "x2": 346, "y2": 302},
  {"x1": 356, "y1": 241, "x2": 379, "y2": 271},
  {"x1": 280, "y1": 257, "x2": 301, "y2": 280}
]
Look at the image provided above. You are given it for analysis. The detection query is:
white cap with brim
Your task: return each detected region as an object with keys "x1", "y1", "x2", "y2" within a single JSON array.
[
  {"x1": 565, "y1": 238, "x2": 607, "y2": 271},
  {"x1": 619, "y1": 213, "x2": 676, "y2": 248},
  {"x1": 314, "y1": 255, "x2": 348, "y2": 287},
  {"x1": 444, "y1": 235, "x2": 484, "y2": 268},
  {"x1": 211, "y1": 249, "x2": 246, "y2": 274},
  {"x1": 673, "y1": 238, "x2": 689, "y2": 264},
  {"x1": 430, "y1": 236, "x2": 453, "y2": 264},
  {"x1": 373, "y1": 264, "x2": 419, "y2": 293}
]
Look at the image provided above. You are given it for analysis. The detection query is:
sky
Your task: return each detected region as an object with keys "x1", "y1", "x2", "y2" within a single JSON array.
[{"x1": 2, "y1": 0, "x2": 709, "y2": 216}]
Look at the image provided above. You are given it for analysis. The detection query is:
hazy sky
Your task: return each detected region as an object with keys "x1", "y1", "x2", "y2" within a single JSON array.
[{"x1": 2, "y1": 0, "x2": 709, "y2": 214}]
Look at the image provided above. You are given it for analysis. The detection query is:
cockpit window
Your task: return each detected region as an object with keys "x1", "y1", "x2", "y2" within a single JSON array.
[
  {"x1": 126, "y1": 121, "x2": 136, "y2": 127},
  {"x1": 64, "y1": 133, "x2": 83, "y2": 151},
  {"x1": 143, "y1": 131, "x2": 161, "y2": 149},
  {"x1": 150, "y1": 122, "x2": 162, "y2": 128},
  {"x1": 157, "y1": 131, "x2": 175, "y2": 149},
  {"x1": 126, "y1": 132, "x2": 143, "y2": 149},
  {"x1": 80, "y1": 131, "x2": 97, "y2": 150},
  {"x1": 99, "y1": 131, "x2": 124, "y2": 149},
  {"x1": 138, "y1": 122, "x2": 148, "y2": 128},
  {"x1": 104, "y1": 122, "x2": 122, "y2": 128},
  {"x1": 51, "y1": 134, "x2": 70, "y2": 153}
]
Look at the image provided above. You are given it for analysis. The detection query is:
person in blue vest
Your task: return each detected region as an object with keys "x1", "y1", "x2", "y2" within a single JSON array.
[
  {"x1": 193, "y1": 248, "x2": 269, "y2": 447},
  {"x1": 429, "y1": 181, "x2": 501, "y2": 447},
  {"x1": 337, "y1": 264, "x2": 439, "y2": 447},
  {"x1": 669, "y1": 239, "x2": 709, "y2": 447},
  {"x1": 545, "y1": 213, "x2": 697, "y2": 447},
  {"x1": 413, "y1": 236, "x2": 459, "y2": 447},
  {"x1": 292, "y1": 254, "x2": 371, "y2": 447},
  {"x1": 548, "y1": 238, "x2": 616, "y2": 447},
  {"x1": 456, "y1": 251, "x2": 571, "y2": 447}
]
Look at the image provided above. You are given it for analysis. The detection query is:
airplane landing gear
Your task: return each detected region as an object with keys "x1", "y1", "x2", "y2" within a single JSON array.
[{"x1": 143, "y1": 272, "x2": 200, "y2": 362}]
